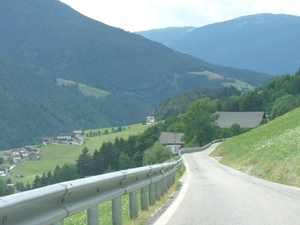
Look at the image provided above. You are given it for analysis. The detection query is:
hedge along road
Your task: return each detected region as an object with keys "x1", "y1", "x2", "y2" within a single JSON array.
[{"x1": 152, "y1": 143, "x2": 300, "y2": 225}]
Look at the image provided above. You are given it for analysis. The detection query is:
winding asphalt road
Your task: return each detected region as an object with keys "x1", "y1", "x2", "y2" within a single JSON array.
[{"x1": 153, "y1": 143, "x2": 300, "y2": 225}]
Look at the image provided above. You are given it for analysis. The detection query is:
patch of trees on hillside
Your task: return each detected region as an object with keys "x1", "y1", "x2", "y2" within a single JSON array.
[
  {"x1": 218, "y1": 69, "x2": 300, "y2": 119},
  {"x1": 153, "y1": 86, "x2": 241, "y2": 120},
  {"x1": 154, "y1": 70, "x2": 300, "y2": 122}
]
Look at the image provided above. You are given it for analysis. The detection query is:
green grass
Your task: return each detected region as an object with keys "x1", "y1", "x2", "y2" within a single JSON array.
[
  {"x1": 56, "y1": 78, "x2": 110, "y2": 98},
  {"x1": 78, "y1": 84, "x2": 110, "y2": 98},
  {"x1": 210, "y1": 107, "x2": 300, "y2": 187},
  {"x1": 10, "y1": 123, "x2": 151, "y2": 184}
]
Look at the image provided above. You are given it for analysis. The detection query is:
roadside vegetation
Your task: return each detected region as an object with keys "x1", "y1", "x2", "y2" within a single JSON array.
[{"x1": 211, "y1": 107, "x2": 300, "y2": 187}]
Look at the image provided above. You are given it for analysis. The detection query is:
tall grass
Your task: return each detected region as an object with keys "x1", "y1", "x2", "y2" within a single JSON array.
[{"x1": 211, "y1": 107, "x2": 300, "y2": 187}]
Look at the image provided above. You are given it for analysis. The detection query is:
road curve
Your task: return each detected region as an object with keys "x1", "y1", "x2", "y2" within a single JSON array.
[{"x1": 153, "y1": 143, "x2": 300, "y2": 225}]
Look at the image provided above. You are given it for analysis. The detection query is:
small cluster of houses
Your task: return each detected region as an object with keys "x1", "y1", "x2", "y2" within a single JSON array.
[
  {"x1": 0, "y1": 146, "x2": 42, "y2": 176},
  {"x1": 42, "y1": 130, "x2": 85, "y2": 146},
  {"x1": 2, "y1": 146, "x2": 42, "y2": 164}
]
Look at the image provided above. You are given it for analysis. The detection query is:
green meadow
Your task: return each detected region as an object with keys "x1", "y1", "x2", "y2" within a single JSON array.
[
  {"x1": 57, "y1": 78, "x2": 110, "y2": 98},
  {"x1": 211, "y1": 107, "x2": 300, "y2": 187},
  {"x1": 10, "y1": 123, "x2": 150, "y2": 184}
]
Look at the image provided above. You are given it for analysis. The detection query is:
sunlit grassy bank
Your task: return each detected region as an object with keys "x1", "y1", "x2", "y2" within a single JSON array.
[{"x1": 211, "y1": 107, "x2": 300, "y2": 187}]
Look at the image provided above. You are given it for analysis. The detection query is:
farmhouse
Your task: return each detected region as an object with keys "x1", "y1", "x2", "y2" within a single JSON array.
[
  {"x1": 73, "y1": 130, "x2": 83, "y2": 137},
  {"x1": 159, "y1": 132, "x2": 184, "y2": 155},
  {"x1": 215, "y1": 111, "x2": 266, "y2": 128},
  {"x1": 56, "y1": 136, "x2": 73, "y2": 144},
  {"x1": 146, "y1": 116, "x2": 155, "y2": 124},
  {"x1": 42, "y1": 137, "x2": 55, "y2": 145}
]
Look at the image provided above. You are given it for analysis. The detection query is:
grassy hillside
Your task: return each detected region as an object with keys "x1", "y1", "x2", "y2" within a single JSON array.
[
  {"x1": 10, "y1": 123, "x2": 150, "y2": 184},
  {"x1": 211, "y1": 107, "x2": 300, "y2": 187},
  {"x1": 188, "y1": 71, "x2": 254, "y2": 89}
]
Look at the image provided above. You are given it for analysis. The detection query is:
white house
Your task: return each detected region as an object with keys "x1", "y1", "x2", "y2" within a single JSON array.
[{"x1": 146, "y1": 116, "x2": 155, "y2": 124}]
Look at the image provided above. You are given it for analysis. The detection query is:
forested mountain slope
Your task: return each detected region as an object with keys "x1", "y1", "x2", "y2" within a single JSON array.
[
  {"x1": 0, "y1": 56, "x2": 150, "y2": 150},
  {"x1": 137, "y1": 14, "x2": 300, "y2": 76},
  {"x1": 0, "y1": 0, "x2": 270, "y2": 106}
]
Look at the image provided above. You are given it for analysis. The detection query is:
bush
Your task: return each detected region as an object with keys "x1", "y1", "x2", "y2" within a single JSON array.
[{"x1": 143, "y1": 142, "x2": 172, "y2": 166}]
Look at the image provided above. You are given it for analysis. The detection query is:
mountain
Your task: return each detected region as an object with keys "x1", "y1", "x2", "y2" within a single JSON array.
[
  {"x1": 136, "y1": 14, "x2": 300, "y2": 76},
  {"x1": 0, "y1": 1, "x2": 271, "y2": 149},
  {"x1": 0, "y1": 0, "x2": 269, "y2": 105}
]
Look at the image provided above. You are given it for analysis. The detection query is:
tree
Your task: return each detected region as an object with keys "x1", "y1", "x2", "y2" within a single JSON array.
[
  {"x1": 230, "y1": 123, "x2": 242, "y2": 136},
  {"x1": 16, "y1": 182, "x2": 27, "y2": 192},
  {"x1": 76, "y1": 146, "x2": 93, "y2": 177},
  {"x1": 32, "y1": 175, "x2": 42, "y2": 189},
  {"x1": 118, "y1": 152, "x2": 131, "y2": 170},
  {"x1": 270, "y1": 95, "x2": 297, "y2": 119},
  {"x1": 182, "y1": 98, "x2": 218, "y2": 146},
  {"x1": 0, "y1": 177, "x2": 14, "y2": 196},
  {"x1": 60, "y1": 164, "x2": 78, "y2": 181},
  {"x1": 143, "y1": 142, "x2": 172, "y2": 166}
]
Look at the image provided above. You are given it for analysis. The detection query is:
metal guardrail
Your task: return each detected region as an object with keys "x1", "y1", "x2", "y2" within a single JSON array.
[{"x1": 0, "y1": 140, "x2": 223, "y2": 225}]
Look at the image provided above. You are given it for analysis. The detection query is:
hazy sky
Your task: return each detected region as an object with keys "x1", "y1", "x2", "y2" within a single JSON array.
[{"x1": 59, "y1": 0, "x2": 300, "y2": 32}]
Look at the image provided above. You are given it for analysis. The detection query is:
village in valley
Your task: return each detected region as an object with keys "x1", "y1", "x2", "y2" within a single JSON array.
[{"x1": 0, "y1": 130, "x2": 85, "y2": 177}]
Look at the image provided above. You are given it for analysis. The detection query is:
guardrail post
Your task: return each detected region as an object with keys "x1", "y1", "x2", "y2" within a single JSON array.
[
  {"x1": 129, "y1": 190, "x2": 138, "y2": 219},
  {"x1": 87, "y1": 206, "x2": 99, "y2": 225},
  {"x1": 112, "y1": 197, "x2": 122, "y2": 225},
  {"x1": 167, "y1": 174, "x2": 172, "y2": 189},
  {"x1": 164, "y1": 176, "x2": 168, "y2": 193},
  {"x1": 149, "y1": 183, "x2": 155, "y2": 205},
  {"x1": 141, "y1": 186, "x2": 149, "y2": 211},
  {"x1": 155, "y1": 180, "x2": 161, "y2": 200}
]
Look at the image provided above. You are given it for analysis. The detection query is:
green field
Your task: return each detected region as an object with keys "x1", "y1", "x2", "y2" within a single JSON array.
[
  {"x1": 189, "y1": 71, "x2": 253, "y2": 90},
  {"x1": 10, "y1": 123, "x2": 151, "y2": 184},
  {"x1": 56, "y1": 78, "x2": 110, "y2": 98},
  {"x1": 211, "y1": 107, "x2": 300, "y2": 187}
]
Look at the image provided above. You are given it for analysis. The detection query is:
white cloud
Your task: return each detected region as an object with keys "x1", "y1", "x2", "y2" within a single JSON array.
[{"x1": 60, "y1": 0, "x2": 300, "y2": 32}]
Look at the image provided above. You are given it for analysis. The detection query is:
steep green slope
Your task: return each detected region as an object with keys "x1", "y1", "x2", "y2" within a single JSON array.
[
  {"x1": 211, "y1": 107, "x2": 300, "y2": 187},
  {"x1": 0, "y1": 0, "x2": 270, "y2": 107}
]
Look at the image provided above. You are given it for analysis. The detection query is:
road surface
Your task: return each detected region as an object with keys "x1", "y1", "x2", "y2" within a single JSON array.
[{"x1": 153, "y1": 144, "x2": 300, "y2": 225}]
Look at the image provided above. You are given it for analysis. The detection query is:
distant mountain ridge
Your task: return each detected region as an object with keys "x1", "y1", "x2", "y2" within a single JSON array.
[{"x1": 136, "y1": 14, "x2": 300, "y2": 75}]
